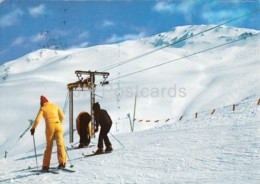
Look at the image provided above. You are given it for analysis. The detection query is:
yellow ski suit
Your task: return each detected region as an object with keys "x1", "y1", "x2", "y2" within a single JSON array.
[{"x1": 32, "y1": 102, "x2": 66, "y2": 167}]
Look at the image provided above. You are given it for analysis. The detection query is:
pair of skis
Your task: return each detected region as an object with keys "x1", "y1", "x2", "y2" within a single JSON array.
[
  {"x1": 30, "y1": 169, "x2": 59, "y2": 174},
  {"x1": 68, "y1": 143, "x2": 112, "y2": 157},
  {"x1": 82, "y1": 150, "x2": 112, "y2": 157},
  {"x1": 66, "y1": 144, "x2": 95, "y2": 151},
  {"x1": 29, "y1": 149, "x2": 112, "y2": 174},
  {"x1": 30, "y1": 167, "x2": 75, "y2": 174}
]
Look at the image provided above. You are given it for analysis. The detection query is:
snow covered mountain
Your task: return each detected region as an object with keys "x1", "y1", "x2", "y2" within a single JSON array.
[{"x1": 0, "y1": 25, "x2": 260, "y2": 183}]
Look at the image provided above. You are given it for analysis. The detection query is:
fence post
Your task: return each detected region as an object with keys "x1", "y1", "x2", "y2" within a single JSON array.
[
  {"x1": 211, "y1": 109, "x2": 215, "y2": 115},
  {"x1": 127, "y1": 113, "x2": 134, "y2": 132},
  {"x1": 179, "y1": 116, "x2": 183, "y2": 121}
]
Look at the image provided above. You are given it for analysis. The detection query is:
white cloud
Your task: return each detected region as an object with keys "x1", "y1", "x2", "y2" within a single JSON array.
[
  {"x1": 152, "y1": 2, "x2": 175, "y2": 14},
  {"x1": 0, "y1": 9, "x2": 23, "y2": 27},
  {"x1": 78, "y1": 41, "x2": 89, "y2": 47},
  {"x1": 106, "y1": 32, "x2": 147, "y2": 44},
  {"x1": 0, "y1": 49, "x2": 9, "y2": 56},
  {"x1": 124, "y1": 32, "x2": 147, "y2": 40},
  {"x1": 11, "y1": 37, "x2": 24, "y2": 46},
  {"x1": 78, "y1": 31, "x2": 89, "y2": 39},
  {"x1": 52, "y1": 29, "x2": 71, "y2": 37},
  {"x1": 101, "y1": 19, "x2": 115, "y2": 27},
  {"x1": 30, "y1": 33, "x2": 46, "y2": 43},
  {"x1": 201, "y1": 9, "x2": 247, "y2": 23},
  {"x1": 28, "y1": 4, "x2": 46, "y2": 17},
  {"x1": 69, "y1": 41, "x2": 89, "y2": 49},
  {"x1": 178, "y1": 1, "x2": 196, "y2": 14},
  {"x1": 153, "y1": 1, "x2": 197, "y2": 15}
]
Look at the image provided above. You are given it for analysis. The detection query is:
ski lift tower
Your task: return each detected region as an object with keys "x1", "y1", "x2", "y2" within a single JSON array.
[{"x1": 67, "y1": 70, "x2": 109, "y2": 143}]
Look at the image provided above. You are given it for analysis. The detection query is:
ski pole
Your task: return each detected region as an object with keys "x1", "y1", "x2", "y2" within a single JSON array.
[
  {"x1": 109, "y1": 132, "x2": 125, "y2": 149},
  {"x1": 32, "y1": 134, "x2": 39, "y2": 171},
  {"x1": 64, "y1": 144, "x2": 74, "y2": 168}
]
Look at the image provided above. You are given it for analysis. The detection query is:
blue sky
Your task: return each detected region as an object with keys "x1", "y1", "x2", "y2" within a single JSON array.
[{"x1": 0, "y1": 0, "x2": 259, "y2": 65}]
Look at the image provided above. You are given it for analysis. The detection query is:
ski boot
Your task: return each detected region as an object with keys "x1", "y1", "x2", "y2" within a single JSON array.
[
  {"x1": 57, "y1": 163, "x2": 66, "y2": 169},
  {"x1": 42, "y1": 166, "x2": 49, "y2": 172},
  {"x1": 105, "y1": 145, "x2": 113, "y2": 153},
  {"x1": 94, "y1": 148, "x2": 104, "y2": 155}
]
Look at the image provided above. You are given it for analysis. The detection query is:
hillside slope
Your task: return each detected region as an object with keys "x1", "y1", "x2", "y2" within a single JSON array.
[
  {"x1": 0, "y1": 99, "x2": 259, "y2": 183},
  {"x1": 0, "y1": 25, "x2": 259, "y2": 156}
]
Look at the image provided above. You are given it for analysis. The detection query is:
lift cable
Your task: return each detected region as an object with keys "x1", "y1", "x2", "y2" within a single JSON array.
[
  {"x1": 97, "y1": 9, "x2": 260, "y2": 72},
  {"x1": 108, "y1": 32, "x2": 260, "y2": 83}
]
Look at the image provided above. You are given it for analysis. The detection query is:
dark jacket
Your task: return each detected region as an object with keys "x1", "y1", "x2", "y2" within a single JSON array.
[{"x1": 94, "y1": 109, "x2": 112, "y2": 129}]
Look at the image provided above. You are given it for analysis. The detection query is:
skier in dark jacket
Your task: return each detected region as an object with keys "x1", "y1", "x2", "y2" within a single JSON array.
[{"x1": 93, "y1": 102, "x2": 113, "y2": 154}]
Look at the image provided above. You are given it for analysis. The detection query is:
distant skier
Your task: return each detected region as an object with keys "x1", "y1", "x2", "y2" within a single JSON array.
[
  {"x1": 30, "y1": 96, "x2": 66, "y2": 172},
  {"x1": 93, "y1": 102, "x2": 113, "y2": 154},
  {"x1": 76, "y1": 112, "x2": 92, "y2": 148}
]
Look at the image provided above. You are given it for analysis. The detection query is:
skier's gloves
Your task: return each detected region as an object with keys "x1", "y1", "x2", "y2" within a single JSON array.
[
  {"x1": 30, "y1": 128, "x2": 35, "y2": 135},
  {"x1": 95, "y1": 128, "x2": 99, "y2": 133}
]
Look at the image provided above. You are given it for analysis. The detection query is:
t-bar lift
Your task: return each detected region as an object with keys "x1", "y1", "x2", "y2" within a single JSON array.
[{"x1": 67, "y1": 70, "x2": 109, "y2": 143}]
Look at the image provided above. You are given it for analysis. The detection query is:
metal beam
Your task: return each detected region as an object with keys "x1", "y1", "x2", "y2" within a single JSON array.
[
  {"x1": 90, "y1": 73, "x2": 95, "y2": 137},
  {"x1": 75, "y1": 70, "x2": 109, "y2": 77},
  {"x1": 69, "y1": 89, "x2": 73, "y2": 143}
]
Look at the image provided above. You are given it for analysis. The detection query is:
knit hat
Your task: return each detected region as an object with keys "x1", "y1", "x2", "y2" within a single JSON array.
[
  {"x1": 92, "y1": 102, "x2": 100, "y2": 111},
  {"x1": 40, "y1": 95, "x2": 48, "y2": 106}
]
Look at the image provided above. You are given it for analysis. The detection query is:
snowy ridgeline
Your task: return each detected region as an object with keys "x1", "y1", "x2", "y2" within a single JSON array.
[{"x1": 0, "y1": 97, "x2": 259, "y2": 183}]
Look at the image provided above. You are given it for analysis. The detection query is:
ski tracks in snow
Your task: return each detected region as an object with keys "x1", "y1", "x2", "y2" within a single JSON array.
[{"x1": 0, "y1": 119, "x2": 259, "y2": 183}]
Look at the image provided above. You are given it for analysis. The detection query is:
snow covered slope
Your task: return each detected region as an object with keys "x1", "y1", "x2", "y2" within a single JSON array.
[
  {"x1": 0, "y1": 25, "x2": 259, "y2": 155},
  {"x1": 0, "y1": 25, "x2": 259, "y2": 183},
  {"x1": 0, "y1": 99, "x2": 259, "y2": 183}
]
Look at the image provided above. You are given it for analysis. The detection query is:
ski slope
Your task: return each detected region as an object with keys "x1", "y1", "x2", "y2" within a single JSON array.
[
  {"x1": 0, "y1": 25, "x2": 260, "y2": 183},
  {"x1": 0, "y1": 100, "x2": 259, "y2": 183}
]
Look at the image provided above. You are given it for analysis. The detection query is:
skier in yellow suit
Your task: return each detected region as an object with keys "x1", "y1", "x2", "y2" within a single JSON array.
[{"x1": 30, "y1": 96, "x2": 66, "y2": 171}]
